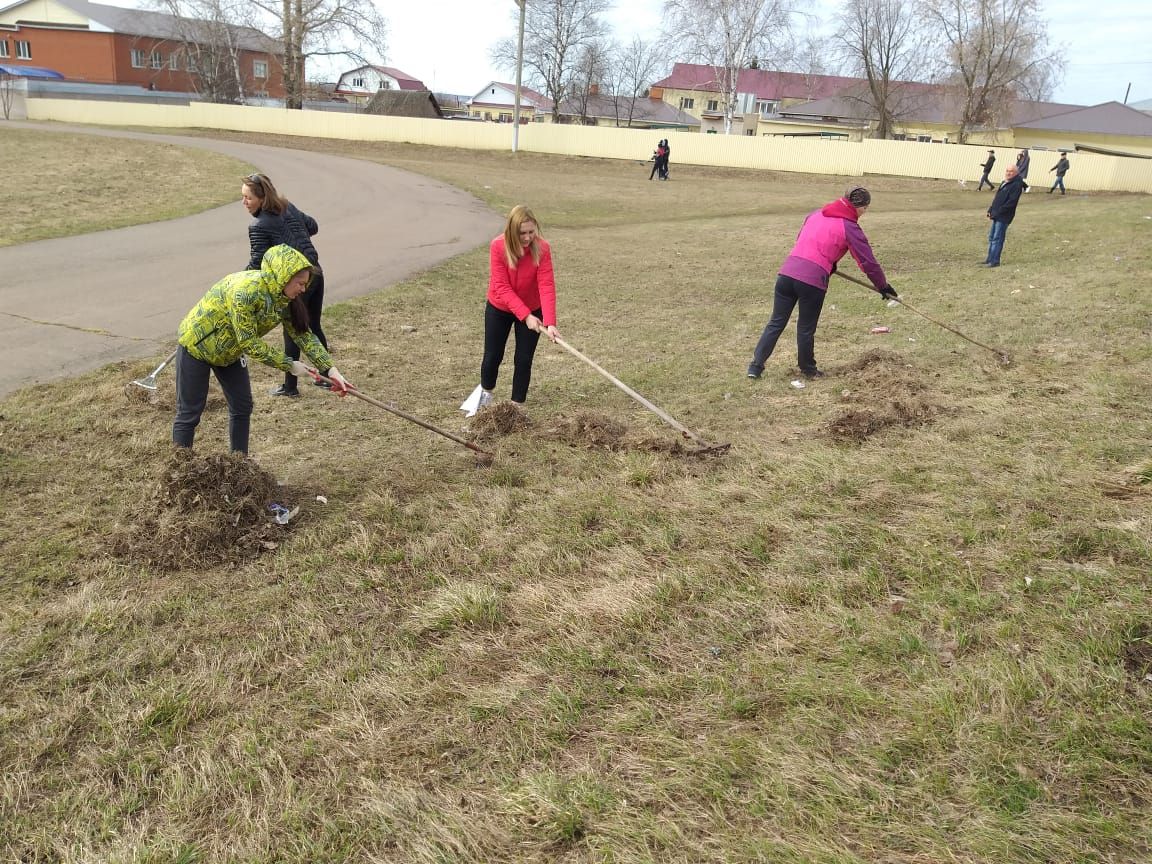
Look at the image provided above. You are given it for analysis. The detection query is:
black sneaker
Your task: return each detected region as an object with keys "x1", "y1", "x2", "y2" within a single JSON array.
[
  {"x1": 746, "y1": 363, "x2": 763, "y2": 379},
  {"x1": 269, "y1": 384, "x2": 300, "y2": 398},
  {"x1": 314, "y1": 379, "x2": 332, "y2": 390},
  {"x1": 801, "y1": 368, "x2": 826, "y2": 380}
]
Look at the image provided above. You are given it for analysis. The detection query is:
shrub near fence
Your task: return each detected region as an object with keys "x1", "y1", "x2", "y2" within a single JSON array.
[{"x1": 24, "y1": 97, "x2": 1152, "y2": 194}]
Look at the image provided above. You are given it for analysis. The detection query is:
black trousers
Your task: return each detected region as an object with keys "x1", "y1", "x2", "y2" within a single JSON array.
[
  {"x1": 750, "y1": 274, "x2": 827, "y2": 374},
  {"x1": 283, "y1": 271, "x2": 328, "y2": 388},
  {"x1": 481, "y1": 301, "x2": 542, "y2": 403},
  {"x1": 172, "y1": 345, "x2": 254, "y2": 453}
]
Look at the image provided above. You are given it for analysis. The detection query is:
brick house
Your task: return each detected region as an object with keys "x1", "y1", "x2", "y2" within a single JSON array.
[{"x1": 0, "y1": 0, "x2": 284, "y2": 99}]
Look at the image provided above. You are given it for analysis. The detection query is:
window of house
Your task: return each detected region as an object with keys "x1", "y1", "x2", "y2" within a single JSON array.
[
  {"x1": 253, "y1": 59, "x2": 268, "y2": 79},
  {"x1": 352, "y1": 76, "x2": 365, "y2": 87},
  {"x1": 745, "y1": 129, "x2": 755, "y2": 136},
  {"x1": 755, "y1": 99, "x2": 778, "y2": 117},
  {"x1": 169, "y1": 52, "x2": 179, "y2": 70},
  {"x1": 150, "y1": 51, "x2": 163, "y2": 69},
  {"x1": 892, "y1": 133, "x2": 906, "y2": 141},
  {"x1": 16, "y1": 40, "x2": 31, "y2": 60},
  {"x1": 917, "y1": 134, "x2": 931, "y2": 142},
  {"x1": 131, "y1": 48, "x2": 147, "y2": 68},
  {"x1": 679, "y1": 97, "x2": 694, "y2": 110},
  {"x1": 0, "y1": 41, "x2": 9, "y2": 59},
  {"x1": 499, "y1": 112, "x2": 513, "y2": 123},
  {"x1": 706, "y1": 99, "x2": 718, "y2": 112}
]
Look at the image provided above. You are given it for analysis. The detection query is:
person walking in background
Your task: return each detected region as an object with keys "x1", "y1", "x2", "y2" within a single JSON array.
[
  {"x1": 1016, "y1": 148, "x2": 1031, "y2": 192},
  {"x1": 172, "y1": 245, "x2": 351, "y2": 454},
  {"x1": 984, "y1": 165, "x2": 1024, "y2": 268},
  {"x1": 977, "y1": 150, "x2": 997, "y2": 190},
  {"x1": 466, "y1": 205, "x2": 559, "y2": 413},
  {"x1": 240, "y1": 172, "x2": 330, "y2": 398},
  {"x1": 746, "y1": 186, "x2": 896, "y2": 381},
  {"x1": 649, "y1": 140, "x2": 667, "y2": 181},
  {"x1": 1048, "y1": 151, "x2": 1070, "y2": 195},
  {"x1": 660, "y1": 138, "x2": 671, "y2": 180}
]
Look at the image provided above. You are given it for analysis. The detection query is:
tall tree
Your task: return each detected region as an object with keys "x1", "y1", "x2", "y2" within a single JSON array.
[
  {"x1": 491, "y1": 0, "x2": 612, "y2": 123},
  {"x1": 603, "y1": 36, "x2": 668, "y2": 127},
  {"x1": 662, "y1": 0, "x2": 796, "y2": 134},
  {"x1": 834, "y1": 0, "x2": 937, "y2": 138},
  {"x1": 149, "y1": 0, "x2": 256, "y2": 104},
  {"x1": 568, "y1": 37, "x2": 612, "y2": 123},
  {"x1": 922, "y1": 0, "x2": 1064, "y2": 142},
  {"x1": 249, "y1": 0, "x2": 387, "y2": 109}
]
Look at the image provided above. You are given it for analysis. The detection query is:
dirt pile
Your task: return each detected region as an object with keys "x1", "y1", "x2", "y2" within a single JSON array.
[
  {"x1": 544, "y1": 411, "x2": 629, "y2": 450},
  {"x1": 109, "y1": 449, "x2": 296, "y2": 568},
  {"x1": 469, "y1": 402, "x2": 532, "y2": 441},
  {"x1": 823, "y1": 350, "x2": 941, "y2": 443}
]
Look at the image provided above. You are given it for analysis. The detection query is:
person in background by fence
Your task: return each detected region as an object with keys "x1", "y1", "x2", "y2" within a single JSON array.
[
  {"x1": 1016, "y1": 148, "x2": 1031, "y2": 193},
  {"x1": 978, "y1": 150, "x2": 997, "y2": 190},
  {"x1": 1048, "y1": 152, "x2": 1070, "y2": 195},
  {"x1": 746, "y1": 186, "x2": 896, "y2": 381},
  {"x1": 649, "y1": 140, "x2": 667, "y2": 181},
  {"x1": 660, "y1": 139, "x2": 671, "y2": 180}
]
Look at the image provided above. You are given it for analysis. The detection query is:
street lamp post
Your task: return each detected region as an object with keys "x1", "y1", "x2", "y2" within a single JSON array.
[{"x1": 513, "y1": 0, "x2": 526, "y2": 153}]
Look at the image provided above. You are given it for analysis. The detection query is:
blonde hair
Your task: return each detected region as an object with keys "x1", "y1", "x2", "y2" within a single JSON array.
[
  {"x1": 242, "y1": 172, "x2": 286, "y2": 215},
  {"x1": 503, "y1": 205, "x2": 542, "y2": 269}
]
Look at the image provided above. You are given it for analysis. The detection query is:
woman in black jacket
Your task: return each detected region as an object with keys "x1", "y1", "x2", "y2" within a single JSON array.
[{"x1": 240, "y1": 172, "x2": 330, "y2": 397}]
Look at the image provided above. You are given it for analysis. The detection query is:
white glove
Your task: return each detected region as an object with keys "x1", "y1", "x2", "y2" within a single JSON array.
[
  {"x1": 290, "y1": 360, "x2": 311, "y2": 378},
  {"x1": 326, "y1": 366, "x2": 351, "y2": 394}
]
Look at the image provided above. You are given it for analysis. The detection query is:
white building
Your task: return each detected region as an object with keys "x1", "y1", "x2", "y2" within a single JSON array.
[{"x1": 334, "y1": 64, "x2": 426, "y2": 105}]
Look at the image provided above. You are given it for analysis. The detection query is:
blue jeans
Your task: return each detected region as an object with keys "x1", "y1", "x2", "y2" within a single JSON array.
[
  {"x1": 172, "y1": 346, "x2": 254, "y2": 453},
  {"x1": 750, "y1": 274, "x2": 827, "y2": 373},
  {"x1": 986, "y1": 220, "x2": 1009, "y2": 265},
  {"x1": 1050, "y1": 176, "x2": 1065, "y2": 194}
]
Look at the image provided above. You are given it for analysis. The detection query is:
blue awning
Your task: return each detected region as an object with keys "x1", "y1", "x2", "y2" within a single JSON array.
[{"x1": 0, "y1": 64, "x2": 65, "y2": 80}]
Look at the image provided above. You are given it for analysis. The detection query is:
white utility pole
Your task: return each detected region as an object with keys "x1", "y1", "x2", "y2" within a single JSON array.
[{"x1": 513, "y1": 0, "x2": 526, "y2": 152}]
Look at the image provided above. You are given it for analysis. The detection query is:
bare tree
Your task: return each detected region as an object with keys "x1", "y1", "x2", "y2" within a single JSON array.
[
  {"x1": 491, "y1": 0, "x2": 612, "y2": 123},
  {"x1": 602, "y1": 36, "x2": 667, "y2": 127},
  {"x1": 249, "y1": 0, "x2": 387, "y2": 109},
  {"x1": 922, "y1": 0, "x2": 1064, "y2": 142},
  {"x1": 834, "y1": 0, "x2": 937, "y2": 138},
  {"x1": 662, "y1": 0, "x2": 796, "y2": 134},
  {"x1": 149, "y1": 0, "x2": 254, "y2": 103},
  {"x1": 568, "y1": 37, "x2": 612, "y2": 123}
]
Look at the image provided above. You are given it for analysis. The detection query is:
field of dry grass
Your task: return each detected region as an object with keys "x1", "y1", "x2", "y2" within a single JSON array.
[
  {"x1": 2, "y1": 129, "x2": 1151, "y2": 863},
  {"x1": 0, "y1": 126, "x2": 252, "y2": 247}
]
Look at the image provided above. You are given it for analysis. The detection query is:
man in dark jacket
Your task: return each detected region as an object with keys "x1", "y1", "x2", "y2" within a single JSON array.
[
  {"x1": 978, "y1": 150, "x2": 997, "y2": 190},
  {"x1": 1048, "y1": 152, "x2": 1070, "y2": 195},
  {"x1": 985, "y1": 165, "x2": 1024, "y2": 267}
]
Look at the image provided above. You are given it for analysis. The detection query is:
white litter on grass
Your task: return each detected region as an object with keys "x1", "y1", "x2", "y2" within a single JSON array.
[
  {"x1": 1011, "y1": 289, "x2": 1021, "y2": 295},
  {"x1": 887, "y1": 299, "x2": 899, "y2": 308},
  {"x1": 316, "y1": 495, "x2": 328, "y2": 505},
  {"x1": 790, "y1": 380, "x2": 806, "y2": 390},
  {"x1": 460, "y1": 384, "x2": 484, "y2": 418}
]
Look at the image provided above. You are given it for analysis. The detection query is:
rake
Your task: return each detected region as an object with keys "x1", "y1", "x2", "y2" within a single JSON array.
[
  {"x1": 550, "y1": 335, "x2": 730, "y2": 456},
  {"x1": 130, "y1": 349, "x2": 178, "y2": 390},
  {"x1": 834, "y1": 272, "x2": 1012, "y2": 365}
]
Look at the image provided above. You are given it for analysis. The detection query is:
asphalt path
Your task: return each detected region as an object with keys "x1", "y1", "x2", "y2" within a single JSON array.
[{"x1": 0, "y1": 121, "x2": 501, "y2": 398}]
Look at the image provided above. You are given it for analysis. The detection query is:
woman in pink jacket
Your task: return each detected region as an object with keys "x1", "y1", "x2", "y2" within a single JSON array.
[
  {"x1": 476, "y1": 205, "x2": 560, "y2": 408},
  {"x1": 747, "y1": 186, "x2": 896, "y2": 380}
]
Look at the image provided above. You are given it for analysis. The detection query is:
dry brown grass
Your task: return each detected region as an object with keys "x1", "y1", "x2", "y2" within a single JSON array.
[
  {"x1": 0, "y1": 126, "x2": 253, "y2": 246},
  {"x1": 2, "y1": 128, "x2": 1151, "y2": 863}
]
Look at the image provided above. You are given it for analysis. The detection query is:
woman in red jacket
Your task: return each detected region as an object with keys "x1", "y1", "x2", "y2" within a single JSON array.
[{"x1": 475, "y1": 205, "x2": 560, "y2": 409}]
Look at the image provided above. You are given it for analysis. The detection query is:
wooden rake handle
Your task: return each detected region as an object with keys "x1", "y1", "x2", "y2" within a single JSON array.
[
  {"x1": 311, "y1": 372, "x2": 493, "y2": 457},
  {"x1": 549, "y1": 334, "x2": 712, "y2": 448}
]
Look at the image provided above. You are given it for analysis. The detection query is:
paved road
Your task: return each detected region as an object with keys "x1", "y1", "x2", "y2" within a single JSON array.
[{"x1": 0, "y1": 122, "x2": 501, "y2": 398}]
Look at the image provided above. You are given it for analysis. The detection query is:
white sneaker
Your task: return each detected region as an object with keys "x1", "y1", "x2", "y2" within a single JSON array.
[
  {"x1": 460, "y1": 385, "x2": 494, "y2": 418},
  {"x1": 478, "y1": 389, "x2": 493, "y2": 409}
]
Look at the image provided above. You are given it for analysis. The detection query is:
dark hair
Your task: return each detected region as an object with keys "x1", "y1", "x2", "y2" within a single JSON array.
[
  {"x1": 287, "y1": 267, "x2": 312, "y2": 332},
  {"x1": 242, "y1": 172, "x2": 287, "y2": 215},
  {"x1": 845, "y1": 186, "x2": 871, "y2": 208}
]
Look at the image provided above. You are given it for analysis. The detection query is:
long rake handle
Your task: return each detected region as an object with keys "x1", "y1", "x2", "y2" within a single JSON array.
[
  {"x1": 314, "y1": 374, "x2": 493, "y2": 457},
  {"x1": 833, "y1": 271, "x2": 1010, "y2": 362},
  {"x1": 551, "y1": 335, "x2": 709, "y2": 446}
]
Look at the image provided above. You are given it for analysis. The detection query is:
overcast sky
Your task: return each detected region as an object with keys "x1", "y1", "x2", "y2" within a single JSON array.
[{"x1": 108, "y1": 0, "x2": 1151, "y2": 106}]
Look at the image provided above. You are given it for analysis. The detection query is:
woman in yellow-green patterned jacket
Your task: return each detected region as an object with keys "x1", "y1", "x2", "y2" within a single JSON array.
[{"x1": 172, "y1": 244, "x2": 352, "y2": 454}]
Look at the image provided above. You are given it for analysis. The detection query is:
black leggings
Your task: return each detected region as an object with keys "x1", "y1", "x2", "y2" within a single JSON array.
[
  {"x1": 283, "y1": 271, "x2": 328, "y2": 387},
  {"x1": 481, "y1": 301, "x2": 542, "y2": 403},
  {"x1": 172, "y1": 345, "x2": 254, "y2": 453},
  {"x1": 751, "y1": 274, "x2": 827, "y2": 374}
]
